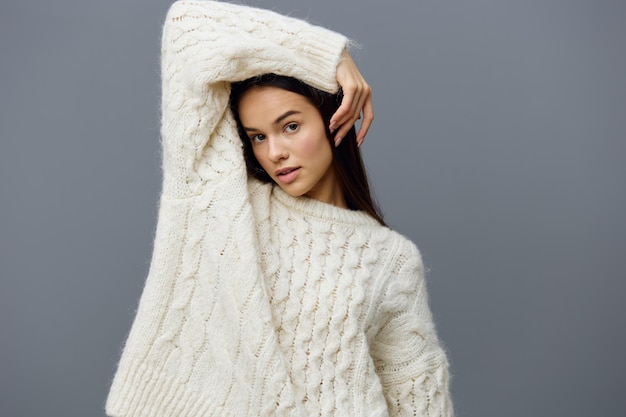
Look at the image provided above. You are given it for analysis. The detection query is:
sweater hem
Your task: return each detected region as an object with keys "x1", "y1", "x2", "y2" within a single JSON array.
[{"x1": 106, "y1": 359, "x2": 236, "y2": 417}]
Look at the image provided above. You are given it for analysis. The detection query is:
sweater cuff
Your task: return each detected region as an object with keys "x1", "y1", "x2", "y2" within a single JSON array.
[{"x1": 285, "y1": 25, "x2": 348, "y2": 93}]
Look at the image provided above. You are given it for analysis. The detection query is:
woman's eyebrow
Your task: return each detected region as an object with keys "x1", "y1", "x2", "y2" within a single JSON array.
[
  {"x1": 243, "y1": 110, "x2": 302, "y2": 132},
  {"x1": 274, "y1": 110, "x2": 301, "y2": 125}
]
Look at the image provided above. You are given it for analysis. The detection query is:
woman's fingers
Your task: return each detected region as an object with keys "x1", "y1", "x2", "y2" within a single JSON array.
[
  {"x1": 357, "y1": 94, "x2": 374, "y2": 146},
  {"x1": 332, "y1": 83, "x2": 360, "y2": 145},
  {"x1": 331, "y1": 50, "x2": 373, "y2": 146},
  {"x1": 334, "y1": 82, "x2": 371, "y2": 147},
  {"x1": 330, "y1": 82, "x2": 356, "y2": 133}
]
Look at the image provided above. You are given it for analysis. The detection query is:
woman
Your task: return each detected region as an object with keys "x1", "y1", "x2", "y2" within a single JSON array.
[
  {"x1": 107, "y1": 1, "x2": 453, "y2": 417},
  {"x1": 229, "y1": 74, "x2": 384, "y2": 224}
]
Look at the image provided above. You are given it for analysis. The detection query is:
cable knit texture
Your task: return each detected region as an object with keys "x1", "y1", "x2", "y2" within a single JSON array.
[{"x1": 106, "y1": 1, "x2": 453, "y2": 416}]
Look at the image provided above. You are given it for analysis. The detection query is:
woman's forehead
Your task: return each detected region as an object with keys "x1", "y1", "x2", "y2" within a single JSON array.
[{"x1": 238, "y1": 87, "x2": 316, "y2": 124}]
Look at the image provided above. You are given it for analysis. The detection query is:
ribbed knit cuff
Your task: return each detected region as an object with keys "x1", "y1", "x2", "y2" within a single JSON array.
[{"x1": 286, "y1": 25, "x2": 348, "y2": 93}]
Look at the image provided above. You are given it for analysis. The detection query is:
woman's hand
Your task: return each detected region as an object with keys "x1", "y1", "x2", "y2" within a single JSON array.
[{"x1": 330, "y1": 50, "x2": 373, "y2": 147}]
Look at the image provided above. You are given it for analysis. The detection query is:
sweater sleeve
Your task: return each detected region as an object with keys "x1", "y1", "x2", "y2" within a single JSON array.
[
  {"x1": 106, "y1": 2, "x2": 348, "y2": 417},
  {"x1": 159, "y1": 0, "x2": 347, "y2": 198},
  {"x1": 369, "y1": 239, "x2": 454, "y2": 417}
]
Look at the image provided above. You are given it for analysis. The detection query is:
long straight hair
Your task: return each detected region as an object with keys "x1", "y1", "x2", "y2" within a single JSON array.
[{"x1": 230, "y1": 74, "x2": 385, "y2": 226}]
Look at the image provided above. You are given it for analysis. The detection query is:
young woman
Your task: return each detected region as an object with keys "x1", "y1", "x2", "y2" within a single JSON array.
[
  {"x1": 229, "y1": 74, "x2": 384, "y2": 223},
  {"x1": 107, "y1": 1, "x2": 453, "y2": 417}
]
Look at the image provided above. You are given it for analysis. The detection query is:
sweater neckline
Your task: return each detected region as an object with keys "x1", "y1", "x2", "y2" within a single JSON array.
[{"x1": 272, "y1": 186, "x2": 380, "y2": 227}]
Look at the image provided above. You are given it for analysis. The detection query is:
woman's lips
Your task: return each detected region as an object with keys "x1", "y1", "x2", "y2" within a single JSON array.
[{"x1": 275, "y1": 167, "x2": 301, "y2": 184}]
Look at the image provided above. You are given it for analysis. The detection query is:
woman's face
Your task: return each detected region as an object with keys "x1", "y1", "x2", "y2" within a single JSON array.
[{"x1": 237, "y1": 86, "x2": 345, "y2": 207}]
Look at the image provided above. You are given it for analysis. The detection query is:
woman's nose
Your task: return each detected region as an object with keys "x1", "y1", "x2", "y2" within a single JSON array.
[{"x1": 267, "y1": 136, "x2": 288, "y2": 162}]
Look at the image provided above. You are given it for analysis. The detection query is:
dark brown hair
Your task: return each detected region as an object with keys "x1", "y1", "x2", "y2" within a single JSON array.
[{"x1": 230, "y1": 74, "x2": 385, "y2": 226}]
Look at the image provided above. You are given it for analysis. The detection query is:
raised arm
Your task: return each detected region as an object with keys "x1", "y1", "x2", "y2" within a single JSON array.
[{"x1": 159, "y1": 0, "x2": 350, "y2": 197}]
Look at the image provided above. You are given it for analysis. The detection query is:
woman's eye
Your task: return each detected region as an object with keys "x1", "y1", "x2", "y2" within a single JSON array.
[
  {"x1": 285, "y1": 123, "x2": 299, "y2": 133},
  {"x1": 250, "y1": 134, "x2": 265, "y2": 143}
]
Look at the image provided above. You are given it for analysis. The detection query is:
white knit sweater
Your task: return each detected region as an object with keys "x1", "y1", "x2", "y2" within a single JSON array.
[{"x1": 106, "y1": 1, "x2": 453, "y2": 417}]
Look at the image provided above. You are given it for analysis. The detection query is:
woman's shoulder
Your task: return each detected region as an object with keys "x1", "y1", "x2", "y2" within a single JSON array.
[
  {"x1": 372, "y1": 227, "x2": 425, "y2": 280},
  {"x1": 388, "y1": 229, "x2": 422, "y2": 259},
  {"x1": 368, "y1": 222, "x2": 421, "y2": 257}
]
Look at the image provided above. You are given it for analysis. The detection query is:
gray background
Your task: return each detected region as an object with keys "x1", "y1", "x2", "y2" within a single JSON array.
[{"x1": 1, "y1": 0, "x2": 624, "y2": 416}]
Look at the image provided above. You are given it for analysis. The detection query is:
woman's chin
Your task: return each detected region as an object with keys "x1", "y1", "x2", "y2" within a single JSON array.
[{"x1": 277, "y1": 184, "x2": 308, "y2": 198}]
